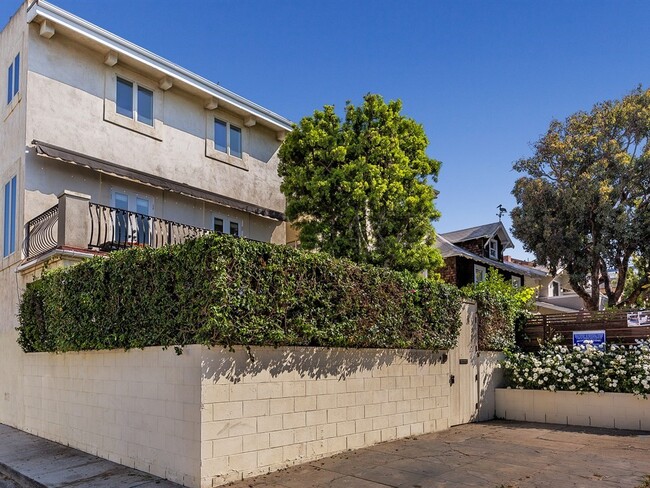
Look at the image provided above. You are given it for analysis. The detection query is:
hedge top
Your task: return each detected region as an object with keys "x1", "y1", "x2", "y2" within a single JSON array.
[{"x1": 18, "y1": 234, "x2": 462, "y2": 353}]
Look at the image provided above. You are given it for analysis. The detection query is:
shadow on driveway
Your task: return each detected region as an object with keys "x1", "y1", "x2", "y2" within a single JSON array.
[{"x1": 226, "y1": 420, "x2": 650, "y2": 488}]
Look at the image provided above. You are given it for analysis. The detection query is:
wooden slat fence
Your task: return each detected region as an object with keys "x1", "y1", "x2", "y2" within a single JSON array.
[{"x1": 519, "y1": 310, "x2": 650, "y2": 351}]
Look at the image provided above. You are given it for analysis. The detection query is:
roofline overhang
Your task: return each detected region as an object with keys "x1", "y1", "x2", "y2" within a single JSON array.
[{"x1": 26, "y1": 1, "x2": 293, "y2": 133}]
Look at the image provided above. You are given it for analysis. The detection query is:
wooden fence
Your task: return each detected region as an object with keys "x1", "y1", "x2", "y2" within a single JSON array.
[{"x1": 519, "y1": 310, "x2": 650, "y2": 351}]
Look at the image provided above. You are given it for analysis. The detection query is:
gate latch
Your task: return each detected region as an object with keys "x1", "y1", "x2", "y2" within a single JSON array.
[{"x1": 449, "y1": 374, "x2": 455, "y2": 386}]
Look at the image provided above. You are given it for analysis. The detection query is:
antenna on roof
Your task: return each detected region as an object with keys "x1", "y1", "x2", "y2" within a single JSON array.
[{"x1": 497, "y1": 204, "x2": 507, "y2": 222}]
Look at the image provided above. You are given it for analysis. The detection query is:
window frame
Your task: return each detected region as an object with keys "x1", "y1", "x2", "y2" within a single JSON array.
[
  {"x1": 205, "y1": 111, "x2": 249, "y2": 171},
  {"x1": 4, "y1": 51, "x2": 21, "y2": 119},
  {"x1": 488, "y1": 238, "x2": 498, "y2": 259},
  {"x1": 110, "y1": 189, "x2": 153, "y2": 245},
  {"x1": 6, "y1": 53, "x2": 19, "y2": 106},
  {"x1": 474, "y1": 264, "x2": 487, "y2": 284},
  {"x1": 104, "y1": 69, "x2": 163, "y2": 140},
  {"x1": 3, "y1": 175, "x2": 17, "y2": 258},
  {"x1": 551, "y1": 281, "x2": 560, "y2": 297},
  {"x1": 511, "y1": 276, "x2": 522, "y2": 288},
  {"x1": 213, "y1": 213, "x2": 243, "y2": 237}
]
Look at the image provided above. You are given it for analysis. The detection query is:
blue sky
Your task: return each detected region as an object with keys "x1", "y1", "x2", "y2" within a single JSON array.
[{"x1": 2, "y1": 1, "x2": 648, "y2": 259}]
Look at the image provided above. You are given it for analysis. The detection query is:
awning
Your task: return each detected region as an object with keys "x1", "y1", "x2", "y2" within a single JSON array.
[{"x1": 32, "y1": 140, "x2": 285, "y2": 221}]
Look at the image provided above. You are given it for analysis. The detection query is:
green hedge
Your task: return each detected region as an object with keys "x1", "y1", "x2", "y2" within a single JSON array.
[{"x1": 18, "y1": 234, "x2": 462, "y2": 353}]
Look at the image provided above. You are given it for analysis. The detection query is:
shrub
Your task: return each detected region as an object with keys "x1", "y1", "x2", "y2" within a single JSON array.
[
  {"x1": 462, "y1": 269, "x2": 535, "y2": 351},
  {"x1": 502, "y1": 336, "x2": 650, "y2": 396},
  {"x1": 18, "y1": 234, "x2": 462, "y2": 353}
]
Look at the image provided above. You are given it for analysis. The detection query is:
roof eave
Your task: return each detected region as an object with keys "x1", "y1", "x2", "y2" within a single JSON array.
[{"x1": 27, "y1": 1, "x2": 293, "y2": 133}]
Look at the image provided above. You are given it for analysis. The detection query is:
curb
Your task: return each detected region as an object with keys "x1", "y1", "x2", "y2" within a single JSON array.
[{"x1": 0, "y1": 462, "x2": 45, "y2": 488}]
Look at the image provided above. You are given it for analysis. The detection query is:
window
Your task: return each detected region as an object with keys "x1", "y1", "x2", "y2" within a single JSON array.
[
  {"x1": 488, "y1": 239, "x2": 498, "y2": 259},
  {"x1": 213, "y1": 215, "x2": 241, "y2": 236},
  {"x1": 511, "y1": 276, "x2": 522, "y2": 288},
  {"x1": 6, "y1": 53, "x2": 19, "y2": 105},
  {"x1": 112, "y1": 191, "x2": 151, "y2": 245},
  {"x1": 104, "y1": 70, "x2": 163, "y2": 140},
  {"x1": 3, "y1": 176, "x2": 17, "y2": 257},
  {"x1": 116, "y1": 77, "x2": 154, "y2": 126},
  {"x1": 474, "y1": 264, "x2": 486, "y2": 284},
  {"x1": 551, "y1": 281, "x2": 560, "y2": 297},
  {"x1": 214, "y1": 118, "x2": 242, "y2": 158}
]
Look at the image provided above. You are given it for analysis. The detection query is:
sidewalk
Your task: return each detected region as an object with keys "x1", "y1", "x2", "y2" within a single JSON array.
[{"x1": 0, "y1": 423, "x2": 183, "y2": 488}]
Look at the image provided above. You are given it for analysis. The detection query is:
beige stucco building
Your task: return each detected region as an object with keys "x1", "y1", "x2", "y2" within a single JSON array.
[{"x1": 0, "y1": 0, "x2": 290, "y2": 429}]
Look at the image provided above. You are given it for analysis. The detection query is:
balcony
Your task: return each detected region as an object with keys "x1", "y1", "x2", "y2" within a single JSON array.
[{"x1": 22, "y1": 191, "x2": 215, "y2": 265}]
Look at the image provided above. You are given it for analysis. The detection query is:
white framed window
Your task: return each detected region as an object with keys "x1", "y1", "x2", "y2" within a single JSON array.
[
  {"x1": 111, "y1": 190, "x2": 152, "y2": 245},
  {"x1": 116, "y1": 77, "x2": 154, "y2": 126},
  {"x1": 511, "y1": 276, "x2": 522, "y2": 288},
  {"x1": 104, "y1": 69, "x2": 163, "y2": 140},
  {"x1": 474, "y1": 264, "x2": 486, "y2": 284},
  {"x1": 205, "y1": 111, "x2": 249, "y2": 170},
  {"x1": 6, "y1": 53, "x2": 19, "y2": 105},
  {"x1": 488, "y1": 238, "x2": 498, "y2": 259},
  {"x1": 213, "y1": 214, "x2": 242, "y2": 237},
  {"x1": 214, "y1": 118, "x2": 242, "y2": 158},
  {"x1": 3, "y1": 175, "x2": 17, "y2": 257}
]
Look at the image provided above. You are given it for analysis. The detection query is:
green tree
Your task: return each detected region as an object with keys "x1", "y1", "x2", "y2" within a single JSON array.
[
  {"x1": 512, "y1": 87, "x2": 650, "y2": 310},
  {"x1": 463, "y1": 268, "x2": 535, "y2": 351},
  {"x1": 278, "y1": 94, "x2": 442, "y2": 273}
]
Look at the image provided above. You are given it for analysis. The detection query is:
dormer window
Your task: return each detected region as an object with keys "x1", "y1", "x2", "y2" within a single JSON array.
[{"x1": 488, "y1": 239, "x2": 498, "y2": 259}]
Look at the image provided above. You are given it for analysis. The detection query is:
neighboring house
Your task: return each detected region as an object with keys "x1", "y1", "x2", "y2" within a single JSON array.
[
  {"x1": 436, "y1": 222, "x2": 546, "y2": 288},
  {"x1": 504, "y1": 257, "x2": 606, "y2": 313},
  {"x1": 0, "y1": 1, "x2": 290, "y2": 428}
]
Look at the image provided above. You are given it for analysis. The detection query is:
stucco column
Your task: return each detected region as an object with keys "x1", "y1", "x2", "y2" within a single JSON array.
[{"x1": 57, "y1": 190, "x2": 91, "y2": 250}]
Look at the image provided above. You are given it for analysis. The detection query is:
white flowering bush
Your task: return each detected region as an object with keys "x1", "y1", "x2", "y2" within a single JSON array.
[{"x1": 501, "y1": 336, "x2": 650, "y2": 396}]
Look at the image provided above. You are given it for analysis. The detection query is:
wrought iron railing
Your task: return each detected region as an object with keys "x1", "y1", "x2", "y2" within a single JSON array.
[
  {"x1": 89, "y1": 203, "x2": 211, "y2": 251},
  {"x1": 23, "y1": 205, "x2": 59, "y2": 258}
]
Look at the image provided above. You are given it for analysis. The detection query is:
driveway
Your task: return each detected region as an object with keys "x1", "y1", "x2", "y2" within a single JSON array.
[{"x1": 226, "y1": 421, "x2": 650, "y2": 487}]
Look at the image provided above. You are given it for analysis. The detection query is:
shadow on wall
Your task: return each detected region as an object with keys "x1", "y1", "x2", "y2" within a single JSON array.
[{"x1": 201, "y1": 346, "x2": 449, "y2": 384}]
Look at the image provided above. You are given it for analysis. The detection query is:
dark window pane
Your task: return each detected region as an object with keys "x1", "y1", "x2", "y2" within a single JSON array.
[
  {"x1": 7, "y1": 64, "x2": 13, "y2": 104},
  {"x1": 229, "y1": 221, "x2": 239, "y2": 236},
  {"x1": 214, "y1": 119, "x2": 227, "y2": 153},
  {"x1": 230, "y1": 126, "x2": 242, "y2": 158},
  {"x1": 13, "y1": 53, "x2": 19, "y2": 96},
  {"x1": 9, "y1": 176, "x2": 16, "y2": 254},
  {"x1": 114, "y1": 193, "x2": 129, "y2": 245},
  {"x1": 137, "y1": 86, "x2": 154, "y2": 125},
  {"x1": 213, "y1": 217, "x2": 223, "y2": 233},
  {"x1": 116, "y1": 77, "x2": 133, "y2": 118},
  {"x1": 135, "y1": 198, "x2": 150, "y2": 244},
  {"x1": 3, "y1": 181, "x2": 9, "y2": 256}
]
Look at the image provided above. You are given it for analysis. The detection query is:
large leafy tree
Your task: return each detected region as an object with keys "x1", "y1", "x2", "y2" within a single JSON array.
[
  {"x1": 278, "y1": 94, "x2": 442, "y2": 273},
  {"x1": 512, "y1": 88, "x2": 650, "y2": 310}
]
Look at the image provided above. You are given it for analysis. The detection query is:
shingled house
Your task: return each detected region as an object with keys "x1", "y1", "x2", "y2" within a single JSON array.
[{"x1": 436, "y1": 222, "x2": 546, "y2": 288}]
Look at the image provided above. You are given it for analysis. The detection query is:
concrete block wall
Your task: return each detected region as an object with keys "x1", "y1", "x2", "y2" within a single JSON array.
[
  {"x1": 22, "y1": 345, "x2": 204, "y2": 487},
  {"x1": 496, "y1": 388, "x2": 650, "y2": 431},
  {"x1": 199, "y1": 347, "x2": 451, "y2": 487},
  {"x1": 14, "y1": 303, "x2": 503, "y2": 488}
]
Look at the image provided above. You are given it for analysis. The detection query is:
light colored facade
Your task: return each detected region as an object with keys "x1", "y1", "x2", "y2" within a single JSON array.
[
  {"x1": 0, "y1": 0, "x2": 290, "y2": 432},
  {"x1": 504, "y1": 257, "x2": 606, "y2": 313}
]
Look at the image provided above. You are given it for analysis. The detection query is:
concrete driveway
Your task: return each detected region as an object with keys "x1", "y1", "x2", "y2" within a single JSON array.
[{"x1": 226, "y1": 421, "x2": 650, "y2": 488}]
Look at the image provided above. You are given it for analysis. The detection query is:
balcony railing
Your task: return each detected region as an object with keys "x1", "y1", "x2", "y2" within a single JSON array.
[
  {"x1": 88, "y1": 203, "x2": 211, "y2": 251},
  {"x1": 23, "y1": 205, "x2": 59, "y2": 258}
]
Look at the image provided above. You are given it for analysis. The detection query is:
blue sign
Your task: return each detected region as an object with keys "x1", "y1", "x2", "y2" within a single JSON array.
[{"x1": 573, "y1": 330, "x2": 606, "y2": 350}]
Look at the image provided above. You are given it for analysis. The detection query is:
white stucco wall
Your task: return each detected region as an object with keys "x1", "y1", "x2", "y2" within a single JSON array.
[
  {"x1": 0, "y1": 1, "x2": 28, "y2": 431},
  {"x1": 25, "y1": 24, "x2": 286, "y2": 216}
]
